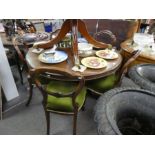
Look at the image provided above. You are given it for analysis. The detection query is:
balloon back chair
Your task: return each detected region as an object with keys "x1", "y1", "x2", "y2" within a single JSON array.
[
  {"x1": 93, "y1": 30, "x2": 117, "y2": 47},
  {"x1": 29, "y1": 68, "x2": 87, "y2": 135},
  {"x1": 86, "y1": 50, "x2": 141, "y2": 97},
  {"x1": 12, "y1": 38, "x2": 34, "y2": 105},
  {"x1": 12, "y1": 37, "x2": 27, "y2": 84}
]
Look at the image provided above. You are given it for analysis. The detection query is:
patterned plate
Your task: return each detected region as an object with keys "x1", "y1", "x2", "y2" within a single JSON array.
[
  {"x1": 18, "y1": 32, "x2": 49, "y2": 43},
  {"x1": 96, "y1": 49, "x2": 118, "y2": 60},
  {"x1": 81, "y1": 56, "x2": 107, "y2": 69}
]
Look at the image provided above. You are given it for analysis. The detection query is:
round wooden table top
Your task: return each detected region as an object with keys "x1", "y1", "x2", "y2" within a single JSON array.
[
  {"x1": 121, "y1": 39, "x2": 155, "y2": 62},
  {"x1": 26, "y1": 48, "x2": 122, "y2": 81}
]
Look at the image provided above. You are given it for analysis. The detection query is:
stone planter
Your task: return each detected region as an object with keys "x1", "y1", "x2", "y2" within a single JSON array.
[
  {"x1": 129, "y1": 64, "x2": 155, "y2": 93},
  {"x1": 94, "y1": 87, "x2": 155, "y2": 135}
]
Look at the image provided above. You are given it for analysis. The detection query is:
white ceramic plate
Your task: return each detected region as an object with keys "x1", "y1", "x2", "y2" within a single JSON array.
[
  {"x1": 38, "y1": 50, "x2": 68, "y2": 64},
  {"x1": 81, "y1": 56, "x2": 107, "y2": 69},
  {"x1": 96, "y1": 49, "x2": 118, "y2": 60}
]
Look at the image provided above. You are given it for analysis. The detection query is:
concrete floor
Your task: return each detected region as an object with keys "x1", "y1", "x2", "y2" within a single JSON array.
[
  {"x1": 1, "y1": 87, "x2": 98, "y2": 135},
  {"x1": 0, "y1": 66, "x2": 139, "y2": 135}
]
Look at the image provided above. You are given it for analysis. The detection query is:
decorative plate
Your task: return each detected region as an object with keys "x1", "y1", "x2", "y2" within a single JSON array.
[
  {"x1": 81, "y1": 56, "x2": 107, "y2": 69},
  {"x1": 18, "y1": 32, "x2": 49, "y2": 43},
  {"x1": 38, "y1": 50, "x2": 68, "y2": 64},
  {"x1": 96, "y1": 49, "x2": 118, "y2": 60}
]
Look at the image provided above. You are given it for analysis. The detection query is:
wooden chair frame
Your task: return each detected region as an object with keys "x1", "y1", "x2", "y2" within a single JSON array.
[
  {"x1": 12, "y1": 38, "x2": 33, "y2": 106},
  {"x1": 87, "y1": 50, "x2": 141, "y2": 96},
  {"x1": 93, "y1": 29, "x2": 117, "y2": 46},
  {"x1": 30, "y1": 68, "x2": 85, "y2": 135}
]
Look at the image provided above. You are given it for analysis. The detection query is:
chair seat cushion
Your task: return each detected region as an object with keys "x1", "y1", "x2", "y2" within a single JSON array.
[
  {"x1": 32, "y1": 75, "x2": 50, "y2": 85},
  {"x1": 46, "y1": 80, "x2": 86, "y2": 113},
  {"x1": 38, "y1": 74, "x2": 51, "y2": 84},
  {"x1": 87, "y1": 74, "x2": 118, "y2": 93}
]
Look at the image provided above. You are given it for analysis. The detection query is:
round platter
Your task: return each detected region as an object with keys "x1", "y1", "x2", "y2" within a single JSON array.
[
  {"x1": 96, "y1": 49, "x2": 118, "y2": 60},
  {"x1": 81, "y1": 56, "x2": 107, "y2": 69},
  {"x1": 38, "y1": 50, "x2": 68, "y2": 64},
  {"x1": 18, "y1": 32, "x2": 49, "y2": 43}
]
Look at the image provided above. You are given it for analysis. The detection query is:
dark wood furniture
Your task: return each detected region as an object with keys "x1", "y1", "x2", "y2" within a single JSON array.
[
  {"x1": 26, "y1": 20, "x2": 122, "y2": 109},
  {"x1": 26, "y1": 48, "x2": 122, "y2": 81},
  {"x1": 12, "y1": 38, "x2": 34, "y2": 106},
  {"x1": 30, "y1": 68, "x2": 86, "y2": 135},
  {"x1": 121, "y1": 39, "x2": 155, "y2": 67},
  {"x1": 26, "y1": 19, "x2": 122, "y2": 104},
  {"x1": 83, "y1": 19, "x2": 140, "y2": 49},
  {"x1": 25, "y1": 19, "x2": 124, "y2": 135},
  {"x1": 94, "y1": 30, "x2": 117, "y2": 46},
  {"x1": 26, "y1": 19, "x2": 122, "y2": 81},
  {"x1": 86, "y1": 50, "x2": 141, "y2": 96},
  {"x1": 12, "y1": 37, "x2": 29, "y2": 84},
  {"x1": 0, "y1": 32, "x2": 25, "y2": 85},
  {"x1": 36, "y1": 19, "x2": 111, "y2": 49},
  {"x1": 25, "y1": 19, "x2": 123, "y2": 134},
  {"x1": 0, "y1": 32, "x2": 49, "y2": 84}
]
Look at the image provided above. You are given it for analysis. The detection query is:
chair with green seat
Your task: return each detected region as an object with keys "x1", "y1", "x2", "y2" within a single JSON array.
[
  {"x1": 30, "y1": 68, "x2": 87, "y2": 135},
  {"x1": 86, "y1": 50, "x2": 141, "y2": 96}
]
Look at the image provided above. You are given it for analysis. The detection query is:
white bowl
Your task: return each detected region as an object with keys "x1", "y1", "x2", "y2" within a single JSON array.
[{"x1": 78, "y1": 43, "x2": 93, "y2": 51}]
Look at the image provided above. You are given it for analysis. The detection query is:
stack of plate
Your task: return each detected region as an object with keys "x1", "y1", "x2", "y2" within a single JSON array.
[{"x1": 78, "y1": 43, "x2": 95, "y2": 57}]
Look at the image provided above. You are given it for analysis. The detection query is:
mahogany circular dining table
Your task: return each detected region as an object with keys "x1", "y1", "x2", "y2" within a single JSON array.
[
  {"x1": 121, "y1": 39, "x2": 155, "y2": 67},
  {"x1": 26, "y1": 48, "x2": 122, "y2": 81}
]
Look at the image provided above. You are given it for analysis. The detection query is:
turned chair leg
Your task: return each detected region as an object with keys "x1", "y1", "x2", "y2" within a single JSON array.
[
  {"x1": 26, "y1": 77, "x2": 33, "y2": 107},
  {"x1": 45, "y1": 111, "x2": 50, "y2": 135},
  {"x1": 14, "y1": 51, "x2": 24, "y2": 85},
  {"x1": 73, "y1": 111, "x2": 78, "y2": 135}
]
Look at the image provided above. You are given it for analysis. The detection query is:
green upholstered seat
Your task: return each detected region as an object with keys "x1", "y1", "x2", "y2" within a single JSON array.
[
  {"x1": 87, "y1": 74, "x2": 118, "y2": 93},
  {"x1": 38, "y1": 75, "x2": 51, "y2": 84},
  {"x1": 46, "y1": 80, "x2": 87, "y2": 113}
]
